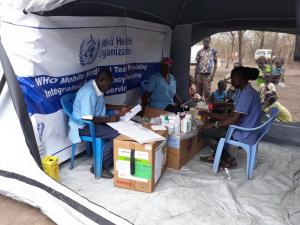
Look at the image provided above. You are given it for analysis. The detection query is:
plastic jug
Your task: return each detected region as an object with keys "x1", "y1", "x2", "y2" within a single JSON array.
[{"x1": 42, "y1": 156, "x2": 60, "y2": 181}]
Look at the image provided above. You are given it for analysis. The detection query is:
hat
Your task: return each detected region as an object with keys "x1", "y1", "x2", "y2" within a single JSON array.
[{"x1": 160, "y1": 57, "x2": 173, "y2": 67}]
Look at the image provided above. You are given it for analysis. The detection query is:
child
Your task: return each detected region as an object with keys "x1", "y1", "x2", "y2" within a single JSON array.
[
  {"x1": 271, "y1": 57, "x2": 285, "y2": 84},
  {"x1": 262, "y1": 91, "x2": 293, "y2": 122},
  {"x1": 258, "y1": 74, "x2": 276, "y2": 102},
  {"x1": 189, "y1": 75, "x2": 196, "y2": 99},
  {"x1": 209, "y1": 80, "x2": 232, "y2": 114},
  {"x1": 210, "y1": 80, "x2": 227, "y2": 103},
  {"x1": 256, "y1": 56, "x2": 272, "y2": 87}
]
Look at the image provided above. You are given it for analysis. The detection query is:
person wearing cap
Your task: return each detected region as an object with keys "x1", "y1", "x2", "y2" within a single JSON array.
[{"x1": 141, "y1": 57, "x2": 183, "y2": 113}]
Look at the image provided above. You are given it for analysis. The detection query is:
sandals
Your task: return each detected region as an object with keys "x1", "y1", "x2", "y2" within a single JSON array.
[
  {"x1": 219, "y1": 157, "x2": 237, "y2": 169},
  {"x1": 200, "y1": 155, "x2": 215, "y2": 164},
  {"x1": 200, "y1": 155, "x2": 237, "y2": 169}
]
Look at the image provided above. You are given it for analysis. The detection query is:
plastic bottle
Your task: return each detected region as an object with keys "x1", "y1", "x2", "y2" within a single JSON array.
[
  {"x1": 185, "y1": 114, "x2": 192, "y2": 132},
  {"x1": 174, "y1": 113, "x2": 181, "y2": 135},
  {"x1": 181, "y1": 114, "x2": 192, "y2": 133}
]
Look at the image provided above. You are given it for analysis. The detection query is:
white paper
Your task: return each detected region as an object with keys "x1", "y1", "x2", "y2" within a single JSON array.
[
  {"x1": 151, "y1": 125, "x2": 167, "y2": 131},
  {"x1": 108, "y1": 121, "x2": 165, "y2": 144},
  {"x1": 81, "y1": 115, "x2": 93, "y2": 120},
  {"x1": 120, "y1": 104, "x2": 142, "y2": 121}
]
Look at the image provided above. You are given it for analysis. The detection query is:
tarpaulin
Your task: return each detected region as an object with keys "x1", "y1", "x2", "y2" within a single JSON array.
[{"x1": 0, "y1": 9, "x2": 171, "y2": 161}]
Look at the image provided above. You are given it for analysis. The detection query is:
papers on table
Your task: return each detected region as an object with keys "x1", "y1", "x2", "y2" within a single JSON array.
[
  {"x1": 120, "y1": 104, "x2": 142, "y2": 121},
  {"x1": 151, "y1": 125, "x2": 167, "y2": 131},
  {"x1": 107, "y1": 120, "x2": 165, "y2": 144}
]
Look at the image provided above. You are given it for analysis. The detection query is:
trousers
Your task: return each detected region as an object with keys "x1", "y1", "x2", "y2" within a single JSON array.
[
  {"x1": 195, "y1": 73, "x2": 211, "y2": 102},
  {"x1": 79, "y1": 124, "x2": 119, "y2": 169},
  {"x1": 200, "y1": 127, "x2": 231, "y2": 159}
]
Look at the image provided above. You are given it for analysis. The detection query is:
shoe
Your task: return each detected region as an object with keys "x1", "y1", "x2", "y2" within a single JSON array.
[
  {"x1": 90, "y1": 166, "x2": 114, "y2": 179},
  {"x1": 101, "y1": 168, "x2": 114, "y2": 179}
]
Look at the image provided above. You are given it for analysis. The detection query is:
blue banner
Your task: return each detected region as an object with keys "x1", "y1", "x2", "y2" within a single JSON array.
[{"x1": 17, "y1": 62, "x2": 160, "y2": 114}]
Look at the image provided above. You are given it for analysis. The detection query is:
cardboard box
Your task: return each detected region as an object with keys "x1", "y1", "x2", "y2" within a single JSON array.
[
  {"x1": 114, "y1": 129, "x2": 168, "y2": 193},
  {"x1": 143, "y1": 107, "x2": 168, "y2": 118},
  {"x1": 167, "y1": 130, "x2": 205, "y2": 170},
  {"x1": 142, "y1": 107, "x2": 205, "y2": 170}
]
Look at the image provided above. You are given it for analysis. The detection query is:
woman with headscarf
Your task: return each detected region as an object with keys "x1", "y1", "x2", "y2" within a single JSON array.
[{"x1": 142, "y1": 57, "x2": 183, "y2": 113}]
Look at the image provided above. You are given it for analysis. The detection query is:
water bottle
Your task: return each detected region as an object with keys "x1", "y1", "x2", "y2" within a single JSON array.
[{"x1": 174, "y1": 114, "x2": 181, "y2": 135}]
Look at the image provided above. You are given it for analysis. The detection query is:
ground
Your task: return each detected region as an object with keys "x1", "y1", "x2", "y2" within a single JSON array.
[
  {"x1": 0, "y1": 195, "x2": 55, "y2": 225},
  {"x1": 190, "y1": 62, "x2": 300, "y2": 121},
  {"x1": 60, "y1": 142, "x2": 300, "y2": 225}
]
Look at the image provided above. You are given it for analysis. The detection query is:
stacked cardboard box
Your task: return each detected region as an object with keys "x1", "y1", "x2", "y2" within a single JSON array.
[
  {"x1": 167, "y1": 131, "x2": 204, "y2": 169},
  {"x1": 113, "y1": 128, "x2": 168, "y2": 193},
  {"x1": 144, "y1": 107, "x2": 204, "y2": 170}
]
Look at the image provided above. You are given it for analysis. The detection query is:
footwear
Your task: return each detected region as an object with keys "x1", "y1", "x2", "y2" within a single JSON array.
[
  {"x1": 101, "y1": 168, "x2": 114, "y2": 179},
  {"x1": 219, "y1": 157, "x2": 237, "y2": 169},
  {"x1": 200, "y1": 154, "x2": 215, "y2": 164},
  {"x1": 90, "y1": 166, "x2": 114, "y2": 179}
]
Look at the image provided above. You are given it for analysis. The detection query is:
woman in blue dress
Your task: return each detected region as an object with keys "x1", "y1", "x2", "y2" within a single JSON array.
[{"x1": 142, "y1": 58, "x2": 183, "y2": 113}]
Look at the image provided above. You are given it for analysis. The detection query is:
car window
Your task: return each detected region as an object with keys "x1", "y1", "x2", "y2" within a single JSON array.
[{"x1": 256, "y1": 51, "x2": 265, "y2": 55}]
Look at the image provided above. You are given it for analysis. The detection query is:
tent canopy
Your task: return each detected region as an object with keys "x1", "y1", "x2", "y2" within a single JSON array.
[{"x1": 30, "y1": 0, "x2": 295, "y2": 29}]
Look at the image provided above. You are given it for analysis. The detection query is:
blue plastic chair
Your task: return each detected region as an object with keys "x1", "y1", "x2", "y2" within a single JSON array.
[
  {"x1": 60, "y1": 93, "x2": 104, "y2": 179},
  {"x1": 213, "y1": 108, "x2": 279, "y2": 179}
]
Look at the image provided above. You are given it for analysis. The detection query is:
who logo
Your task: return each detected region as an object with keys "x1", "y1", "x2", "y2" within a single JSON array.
[{"x1": 79, "y1": 35, "x2": 100, "y2": 66}]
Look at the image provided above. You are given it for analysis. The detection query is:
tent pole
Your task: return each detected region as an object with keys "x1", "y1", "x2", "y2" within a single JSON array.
[
  {"x1": 0, "y1": 39, "x2": 42, "y2": 169},
  {"x1": 0, "y1": 74, "x2": 6, "y2": 95}
]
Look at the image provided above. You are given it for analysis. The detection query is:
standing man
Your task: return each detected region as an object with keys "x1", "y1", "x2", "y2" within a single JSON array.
[{"x1": 195, "y1": 37, "x2": 218, "y2": 103}]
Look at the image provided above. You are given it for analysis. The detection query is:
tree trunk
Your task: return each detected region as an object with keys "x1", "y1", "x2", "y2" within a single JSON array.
[
  {"x1": 293, "y1": 35, "x2": 300, "y2": 61},
  {"x1": 259, "y1": 31, "x2": 265, "y2": 49},
  {"x1": 226, "y1": 31, "x2": 235, "y2": 68},
  {"x1": 271, "y1": 33, "x2": 279, "y2": 58},
  {"x1": 238, "y1": 31, "x2": 244, "y2": 65},
  {"x1": 288, "y1": 35, "x2": 296, "y2": 65}
]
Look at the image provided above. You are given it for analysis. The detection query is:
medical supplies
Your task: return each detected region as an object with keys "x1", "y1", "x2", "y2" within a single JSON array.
[
  {"x1": 181, "y1": 114, "x2": 192, "y2": 133},
  {"x1": 114, "y1": 128, "x2": 168, "y2": 193}
]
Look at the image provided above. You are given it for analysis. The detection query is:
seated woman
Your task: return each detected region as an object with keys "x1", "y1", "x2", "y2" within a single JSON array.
[
  {"x1": 142, "y1": 58, "x2": 183, "y2": 113},
  {"x1": 199, "y1": 66, "x2": 261, "y2": 168}
]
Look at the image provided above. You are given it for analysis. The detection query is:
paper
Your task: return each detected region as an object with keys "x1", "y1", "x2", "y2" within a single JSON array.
[
  {"x1": 108, "y1": 120, "x2": 165, "y2": 144},
  {"x1": 120, "y1": 104, "x2": 142, "y2": 121},
  {"x1": 81, "y1": 115, "x2": 93, "y2": 120},
  {"x1": 151, "y1": 125, "x2": 167, "y2": 131}
]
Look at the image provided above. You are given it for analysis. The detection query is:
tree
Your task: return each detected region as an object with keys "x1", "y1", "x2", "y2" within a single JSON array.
[
  {"x1": 293, "y1": 35, "x2": 300, "y2": 61},
  {"x1": 257, "y1": 31, "x2": 265, "y2": 49},
  {"x1": 226, "y1": 31, "x2": 235, "y2": 68},
  {"x1": 238, "y1": 31, "x2": 245, "y2": 65},
  {"x1": 271, "y1": 33, "x2": 279, "y2": 58}
]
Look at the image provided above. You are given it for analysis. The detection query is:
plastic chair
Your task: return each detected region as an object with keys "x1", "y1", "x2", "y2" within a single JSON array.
[
  {"x1": 213, "y1": 108, "x2": 279, "y2": 179},
  {"x1": 60, "y1": 93, "x2": 104, "y2": 179}
]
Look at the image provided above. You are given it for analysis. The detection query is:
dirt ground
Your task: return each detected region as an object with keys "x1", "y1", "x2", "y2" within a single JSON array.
[
  {"x1": 0, "y1": 195, "x2": 55, "y2": 225},
  {"x1": 190, "y1": 62, "x2": 300, "y2": 121}
]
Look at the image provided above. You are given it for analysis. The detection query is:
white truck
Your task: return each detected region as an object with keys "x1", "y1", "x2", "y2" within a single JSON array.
[{"x1": 255, "y1": 49, "x2": 273, "y2": 60}]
